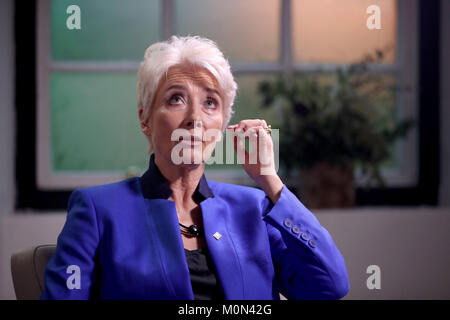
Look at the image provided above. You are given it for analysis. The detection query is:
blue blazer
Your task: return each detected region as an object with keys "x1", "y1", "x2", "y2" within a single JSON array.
[{"x1": 41, "y1": 169, "x2": 349, "y2": 300}]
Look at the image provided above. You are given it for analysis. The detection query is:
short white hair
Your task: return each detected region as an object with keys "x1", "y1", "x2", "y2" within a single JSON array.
[{"x1": 137, "y1": 35, "x2": 238, "y2": 132}]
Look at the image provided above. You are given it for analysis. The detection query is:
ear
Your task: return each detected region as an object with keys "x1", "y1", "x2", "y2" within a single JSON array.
[
  {"x1": 140, "y1": 122, "x2": 151, "y2": 136},
  {"x1": 139, "y1": 108, "x2": 151, "y2": 136}
]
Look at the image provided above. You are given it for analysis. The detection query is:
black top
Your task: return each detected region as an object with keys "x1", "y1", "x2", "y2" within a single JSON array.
[
  {"x1": 184, "y1": 247, "x2": 225, "y2": 300},
  {"x1": 140, "y1": 153, "x2": 214, "y2": 200},
  {"x1": 140, "y1": 153, "x2": 224, "y2": 299}
]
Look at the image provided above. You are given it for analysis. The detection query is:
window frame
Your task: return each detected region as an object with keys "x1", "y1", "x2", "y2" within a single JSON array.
[{"x1": 16, "y1": 0, "x2": 438, "y2": 209}]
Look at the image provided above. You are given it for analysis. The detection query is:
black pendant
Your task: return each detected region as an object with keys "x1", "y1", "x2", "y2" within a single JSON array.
[
  {"x1": 179, "y1": 223, "x2": 202, "y2": 237},
  {"x1": 188, "y1": 224, "x2": 200, "y2": 236}
]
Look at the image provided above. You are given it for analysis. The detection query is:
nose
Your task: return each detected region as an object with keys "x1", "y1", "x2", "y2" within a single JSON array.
[
  {"x1": 186, "y1": 120, "x2": 202, "y2": 131},
  {"x1": 185, "y1": 100, "x2": 203, "y2": 130}
]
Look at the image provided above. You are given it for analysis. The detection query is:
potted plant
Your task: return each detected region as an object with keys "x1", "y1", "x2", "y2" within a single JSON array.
[{"x1": 258, "y1": 51, "x2": 414, "y2": 208}]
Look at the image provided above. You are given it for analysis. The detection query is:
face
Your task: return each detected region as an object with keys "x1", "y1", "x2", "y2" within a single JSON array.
[{"x1": 140, "y1": 64, "x2": 224, "y2": 167}]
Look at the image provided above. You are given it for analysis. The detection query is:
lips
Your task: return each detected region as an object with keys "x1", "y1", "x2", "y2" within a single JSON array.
[
  {"x1": 178, "y1": 136, "x2": 202, "y2": 142},
  {"x1": 177, "y1": 135, "x2": 203, "y2": 148}
]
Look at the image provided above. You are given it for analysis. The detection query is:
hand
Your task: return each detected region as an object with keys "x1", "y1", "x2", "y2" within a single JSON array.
[{"x1": 227, "y1": 119, "x2": 283, "y2": 204}]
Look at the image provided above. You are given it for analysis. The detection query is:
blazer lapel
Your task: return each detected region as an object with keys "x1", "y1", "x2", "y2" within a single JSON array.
[
  {"x1": 143, "y1": 198, "x2": 194, "y2": 299},
  {"x1": 200, "y1": 197, "x2": 245, "y2": 300},
  {"x1": 141, "y1": 185, "x2": 245, "y2": 300}
]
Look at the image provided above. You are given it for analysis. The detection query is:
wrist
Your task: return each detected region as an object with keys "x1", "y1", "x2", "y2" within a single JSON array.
[{"x1": 254, "y1": 174, "x2": 284, "y2": 204}]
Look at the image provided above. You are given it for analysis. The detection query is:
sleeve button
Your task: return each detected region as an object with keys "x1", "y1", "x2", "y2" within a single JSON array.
[
  {"x1": 300, "y1": 232, "x2": 309, "y2": 241},
  {"x1": 308, "y1": 239, "x2": 317, "y2": 248},
  {"x1": 283, "y1": 218, "x2": 293, "y2": 228},
  {"x1": 292, "y1": 225, "x2": 301, "y2": 234}
]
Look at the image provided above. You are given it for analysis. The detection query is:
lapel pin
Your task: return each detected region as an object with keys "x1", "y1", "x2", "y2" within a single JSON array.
[{"x1": 213, "y1": 232, "x2": 222, "y2": 240}]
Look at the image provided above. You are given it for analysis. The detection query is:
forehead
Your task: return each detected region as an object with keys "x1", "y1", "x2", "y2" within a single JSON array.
[{"x1": 159, "y1": 64, "x2": 221, "y2": 94}]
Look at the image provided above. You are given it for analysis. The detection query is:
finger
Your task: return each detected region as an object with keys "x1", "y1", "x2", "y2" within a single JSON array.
[
  {"x1": 243, "y1": 125, "x2": 270, "y2": 142},
  {"x1": 246, "y1": 127, "x2": 259, "y2": 163},
  {"x1": 227, "y1": 124, "x2": 238, "y2": 130},
  {"x1": 235, "y1": 119, "x2": 268, "y2": 133},
  {"x1": 257, "y1": 126, "x2": 273, "y2": 165},
  {"x1": 233, "y1": 134, "x2": 248, "y2": 164},
  {"x1": 239, "y1": 126, "x2": 267, "y2": 165},
  {"x1": 241, "y1": 126, "x2": 259, "y2": 137},
  {"x1": 257, "y1": 125, "x2": 273, "y2": 147},
  {"x1": 255, "y1": 126, "x2": 276, "y2": 176},
  {"x1": 242, "y1": 126, "x2": 270, "y2": 161},
  {"x1": 238, "y1": 119, "x2": 265, "y2": 131}
]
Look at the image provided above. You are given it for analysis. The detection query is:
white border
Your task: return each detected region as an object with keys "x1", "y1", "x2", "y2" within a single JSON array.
[{"x1": 37, "y1": 0, "x2": 418, "y2": 190}]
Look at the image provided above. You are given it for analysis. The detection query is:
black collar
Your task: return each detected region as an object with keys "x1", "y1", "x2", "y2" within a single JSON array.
[{"x1": 140, "y1": 153, "x2": 214, "y2": 200}]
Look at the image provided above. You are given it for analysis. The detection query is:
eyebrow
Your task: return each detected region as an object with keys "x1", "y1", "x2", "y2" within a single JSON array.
[
  {"x1": 205, "y1": 88, "x2": 222, "y2": 97},
  {"x1": 165, "y1": 85, "x2": 222, "y2": 97}
]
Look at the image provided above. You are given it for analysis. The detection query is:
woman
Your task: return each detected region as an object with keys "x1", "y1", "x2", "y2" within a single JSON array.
[{"x1": 41, "y1": 36, "x2": 349, "y2": 300}]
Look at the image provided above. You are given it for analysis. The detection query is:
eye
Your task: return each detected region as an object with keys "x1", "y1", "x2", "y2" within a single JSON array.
[
  {"x1": 205, "y1": 98, "x2": 219, "y2": 109},
  {"x1": 168, "y1": 94, "x2": 183, "y2": 105}
]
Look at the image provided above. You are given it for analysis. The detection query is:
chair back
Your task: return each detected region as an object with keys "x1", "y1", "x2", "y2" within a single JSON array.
[{"x1": 11, "y1": 245, "x2": 56, "y2": 300}]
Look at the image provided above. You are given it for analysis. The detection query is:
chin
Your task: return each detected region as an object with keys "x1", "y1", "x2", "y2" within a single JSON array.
[{"x1": 170, "y1": 147, "x2": 204, "y2": 166}]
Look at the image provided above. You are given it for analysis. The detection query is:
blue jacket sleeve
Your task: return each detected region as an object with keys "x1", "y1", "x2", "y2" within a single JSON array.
[
  {"x1": 40, "y1": 189, "x2": 100, "y2": 300},
  {"x1": 262, "y1": 184, "x2": 350, "y2": 299}
]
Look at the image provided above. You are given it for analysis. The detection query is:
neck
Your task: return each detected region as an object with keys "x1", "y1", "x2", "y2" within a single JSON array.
[{"x1": 154, "y1": 152, "x2": 204, "y2": 204}]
